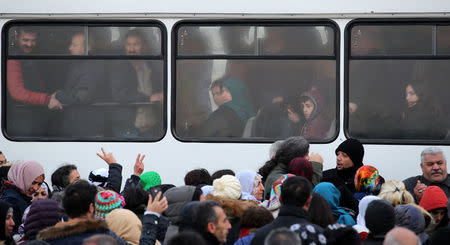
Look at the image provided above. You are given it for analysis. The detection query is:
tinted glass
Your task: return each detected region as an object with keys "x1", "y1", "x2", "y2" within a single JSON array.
[
  {"x1": 4, "y1": 24, "x2": 165, "y2": 141},
  {"x1": 348, "y1": 22, "x2": 450, "y2": 142},
  {"x1": 175, "y1": 23, "x2": 337, "y2": 142},
  {"x1": 351, "y1": 25, "x2": 433, "y2": 56}
]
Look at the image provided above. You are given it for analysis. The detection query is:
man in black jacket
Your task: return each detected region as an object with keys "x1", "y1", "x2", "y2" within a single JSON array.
[
  {"x1": 251, "y1": 176, "x2": 326, "y2": 245},
  {"x1": 321, "y1": 138, "x2": 364, "y2": 214}
]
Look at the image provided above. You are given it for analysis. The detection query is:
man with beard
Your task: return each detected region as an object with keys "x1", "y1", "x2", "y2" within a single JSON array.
[
  {"x1": 404, "y1": 147, "x2": 450, "y2": 202},
  {"x1": 109, "y1": 29, "x2": 163, "y2": 138},
  {"x1": 321, "y1": 138, "x2": 364, "y2": 215}
]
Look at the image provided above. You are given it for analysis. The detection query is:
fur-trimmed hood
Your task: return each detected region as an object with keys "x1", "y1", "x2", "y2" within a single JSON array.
[
  {"x1": 37, "y1": 218, "x2": 109, "y2": 241},
  {"x1": 206, "y1": 194, "x2": 258, "y2": 219}
]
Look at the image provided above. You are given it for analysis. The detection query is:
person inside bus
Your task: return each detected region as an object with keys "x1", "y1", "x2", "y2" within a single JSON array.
[
  {"x1": 286, "y1": 90, "x2": 329, "y2": 140},
  {"x1": 109, "y1": 29, "x2": 163, "y2": 138},
  {"x1": 403, "y1": 147, "x2": 450, "y2": 203},
  {"x1": 55, "y1": 31, "x2": 106, "y2": 137},
  {"x1": 193, "y1": 77, "x2": 255, "y2": 137},
  {"x1": 7, "y1": 27, "x2": 62, "y2": 137},
  {"x1": 321, "y1": 138, "x2": 364, "y2": 215},
  {"x1": 401, "y1": 81, "x2": 444, "y2": 139}
]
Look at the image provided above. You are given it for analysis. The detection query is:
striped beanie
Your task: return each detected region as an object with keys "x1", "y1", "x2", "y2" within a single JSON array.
[
  {"x1": 140, "y1": 171, "x2": 161, "y2": 191},
  {"x1": 95, "y1": 190, "x2": 123, "y2": 219}
]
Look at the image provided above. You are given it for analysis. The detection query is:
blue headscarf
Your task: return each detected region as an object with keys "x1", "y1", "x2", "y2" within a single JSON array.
[
  {"x1": 313, "y1": 182, "x2": 356, "y2": 226},
  {"x1": 222, "y1": 77, "x2": 255, "y2": 123}
]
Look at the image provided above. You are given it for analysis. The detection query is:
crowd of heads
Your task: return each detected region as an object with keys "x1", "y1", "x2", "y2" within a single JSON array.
[{"x1": 0, "y1": 137, "x2": 449, "y2": 245}]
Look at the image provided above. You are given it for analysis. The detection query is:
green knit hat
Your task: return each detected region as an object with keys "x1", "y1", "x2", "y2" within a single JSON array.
[{"x1": 140, "y1": 171, "x2": 161, "y2": 191}]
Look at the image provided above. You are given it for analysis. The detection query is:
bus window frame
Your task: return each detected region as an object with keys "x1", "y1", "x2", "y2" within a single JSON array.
[
  {"x1": 344, "y1": 18, "x2": 450, "y2": 145},
  {"x1": 1, "y1": 19, "x2": 168, "y2": 142},
  {"x1": 171, "y1": 19, "x2": 340, "y2": 143}
]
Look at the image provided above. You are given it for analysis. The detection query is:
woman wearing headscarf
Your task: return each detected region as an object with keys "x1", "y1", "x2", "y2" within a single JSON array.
[
  {"x1": 236, "y1": 170, "x2": 264, "y2": 202},
  {"x1": 352, "y1": 195, "x2": 380, "y2": 242},
  {"x1": 261, "y1": 174, "x2": 295, "y2": 218},
  {"x1": 313, "y1": 182, "x2": 356, "y2": 226},
  {"x1": 0, "y1": 160, "x2": 44, "y2": 232},
  {"x1": 199, "y1": 77, "x2": 255, "y2": 137},
  {"x1": 0, "y1": 201, "x2": 15, "y2": 245}
]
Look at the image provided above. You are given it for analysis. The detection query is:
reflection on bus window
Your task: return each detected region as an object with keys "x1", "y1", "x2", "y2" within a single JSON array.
[
  {"x1": 348, "y1": 22, "x2": 450, "y2": 142},
  {"x1": 5, "y1": 25, "x2": 165, "y2": 140},
  {"x1": 175, "y1": 23, "x2": 338, "y2": 142}
]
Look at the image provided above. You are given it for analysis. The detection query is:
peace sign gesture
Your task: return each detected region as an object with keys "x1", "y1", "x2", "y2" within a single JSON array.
[
  {"x1": 96, "y1": 147, "x2": 117, "y2": 165},
  {"x1": 134, "y1": 153, "x2": 145, "y2": 176}
]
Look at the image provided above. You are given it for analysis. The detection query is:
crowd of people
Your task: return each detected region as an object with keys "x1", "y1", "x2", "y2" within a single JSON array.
[{"x1": 0, "y1": 137, "x2": 449, "y2": 245}]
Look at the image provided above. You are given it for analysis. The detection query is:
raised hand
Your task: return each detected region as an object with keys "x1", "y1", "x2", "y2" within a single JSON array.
[
  {"x1": 96, "y1": 147, "x2": 117, "y2": 165},
  {"x1": 147, "y1": 192, "x2": 168, "y2": 214},
  {"x1": 134, "y1": 153, "x2": 145, "y2": 176}
]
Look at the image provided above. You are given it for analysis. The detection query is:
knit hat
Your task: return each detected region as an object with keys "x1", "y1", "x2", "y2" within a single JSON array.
[
  {"x1": 288, "y1": 157, "x2": 313, "y2": 182},
  {"x1": 354, "y1": 165, "x2": 382, "y2": 194},
  {"x1": 24, "y1": 199, "x2": 62, "y2": 240},
  {"x1": 140, "y1": 171, "x2": 161, "y2": 191},
  {"x1": 89, "y1": 168, "x2": 108, "y2": 187},
  {"x1": 394, "y1": 205, "x2": 425, "y2": 235},
  {"x1": 335, "y1": 138, "x2": 364, "y2": 168},
  {"x1": 95, "y1": 190, "x2": 123, "y2": 219},
  {"x1": 212, "y1": 175, "x2": 242, "y2": 199},
  {"x1": 419, "y1": 186, "x2": 447, "y2": 212},
  {"x1": 365, "y1": 199, "x2": 395, "y2": 236}
]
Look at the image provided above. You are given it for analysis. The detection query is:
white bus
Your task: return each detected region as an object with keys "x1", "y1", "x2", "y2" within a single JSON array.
[{"x1": 1, "y1": 0, "x2": 450, "y2": 186}]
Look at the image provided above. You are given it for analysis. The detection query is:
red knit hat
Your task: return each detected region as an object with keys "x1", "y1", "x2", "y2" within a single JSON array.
[{"x1": 419, "y1": 186, "x2": 448, "y2": 211}]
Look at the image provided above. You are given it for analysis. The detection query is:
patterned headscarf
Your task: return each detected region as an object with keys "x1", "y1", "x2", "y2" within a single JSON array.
[
  {"x1": 354, "y1": 165, "x2": 382, "y2": 194},
  {"x1": 267, "y1": 174, "x2": 295, "y2": 207}
]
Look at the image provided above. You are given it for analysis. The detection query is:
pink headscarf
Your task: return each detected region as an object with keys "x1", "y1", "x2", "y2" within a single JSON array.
[{"x1": 7, "y1": 160, "x2": 44, "y2": 192}]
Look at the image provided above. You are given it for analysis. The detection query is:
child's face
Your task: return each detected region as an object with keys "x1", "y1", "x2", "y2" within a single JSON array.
[{"x1": 302, "y1": 100, "x2": 315, "y2": 119}]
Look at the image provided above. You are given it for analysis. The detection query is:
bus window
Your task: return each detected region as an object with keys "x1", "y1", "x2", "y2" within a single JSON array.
[
  {"x1": 4, "y1": 23, "x2": 166, "y2": 141},
  {"x1": 174, "y1": 22, "x2": 338, "y2": 142},
  {"x1": 347, "y1": 21, "x2": 450, "y2": 143}
]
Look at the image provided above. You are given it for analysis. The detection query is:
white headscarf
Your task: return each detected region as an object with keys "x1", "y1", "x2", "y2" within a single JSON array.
[{"x1": 353, "y1": 195, "x2": 381, "y2": 232}]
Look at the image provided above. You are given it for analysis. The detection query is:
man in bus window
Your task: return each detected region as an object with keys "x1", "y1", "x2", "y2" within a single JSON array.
[
  {"x1": 109, "y1": 29, "x2": 163, "y2": 138},
  {"x1": 55, "y1": 31, "x2": 106, "y2": 137},
  {"x1": 403, "y1": 147, "x2": 450, "y2": 203},
  {"x1": 7, "y1": 27, "x2": 62, "y2": 137}
]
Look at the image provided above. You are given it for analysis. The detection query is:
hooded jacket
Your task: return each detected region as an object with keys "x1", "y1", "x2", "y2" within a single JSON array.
[
  {"x1": 313, "y1": 182, "x2": 356, "y2": 226},
  {"x1": 296, "y1": 91, "x2": 329, "y2": 140},
  {"x1": 37, "y1": 218, "x2": 126, "y2": 245},
  {"x1": 163, "y1": 186, "x2": 196, "y2": 243}
]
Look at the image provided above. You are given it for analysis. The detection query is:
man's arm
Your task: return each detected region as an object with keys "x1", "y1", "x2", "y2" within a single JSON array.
[{"x1": 7, "y1": 60, "x2": 51, "y2": 106}]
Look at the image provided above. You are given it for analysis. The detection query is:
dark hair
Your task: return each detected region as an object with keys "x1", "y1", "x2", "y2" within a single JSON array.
[
  {"x1": 241, "y1": 206, "x2": 274, "y2": 228},
  {"x1": 18, "y1": 27, "x2": 38, "y2": 35},
  {"x1": 309, "y1": 193, "x2": 335, "y2": 228},
  {"x1": 324, "y1": 224, "x2": 362, "y2": 245},
  {"x1": 62, "y1": 180, "x2": 97, "y2": 219},
  {"x1": 264, "y1": 228, "x2": 301, "y2": 245},
  {"x1": 83, "y1": 234, "x2": 119, "y2": 245},
  {"x1": 280, "y1": 176, "x2": 312, "y2": 207},
  {"x1": 211, "y1": 169, "x2": 235, "y2": 180},
  {"x1": 125, "y1": 29, "x2": 145, "y2": 41},
  {"x1": 167, "y1": 231, "x2": 206, "y2": 245},
  {"x1": 192, "y1": 186, "x2": 203, "y2": 201},
  {"x1": 122, "y1": 186, "x2": 149, "y2": 217},
  {"x1": 51, "y1": 164, "x2": 78, "y2": 190},
  {"x1": 210, "y1": 78, "x2": 226, "y2": 91},
  {"x1": 184, "y1": 168, "x2": 212, "y2": 186},
  {"x1": 194, "y1": 200, "x2": 221, "y2": 232},
  {"x1": 259, "y1": 137, "x2": 309, "y2": 180}
]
